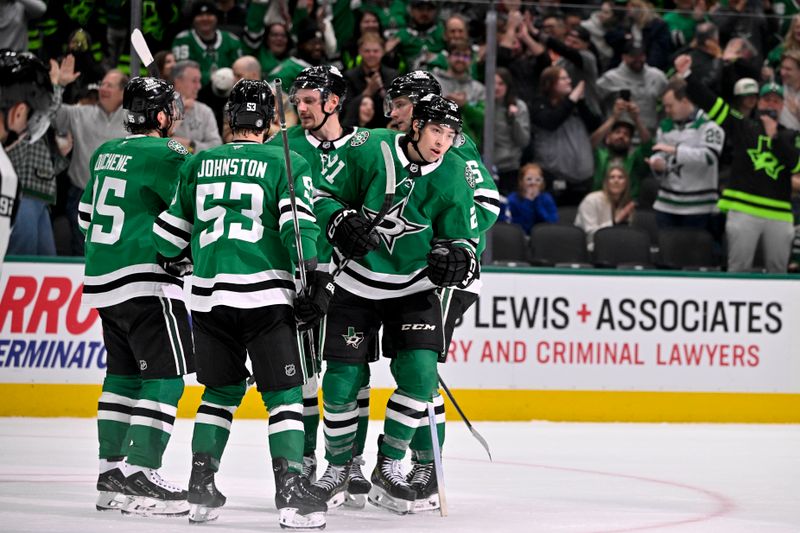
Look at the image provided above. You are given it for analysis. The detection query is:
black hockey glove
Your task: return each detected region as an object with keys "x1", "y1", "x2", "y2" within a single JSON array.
[
  {"x1": 295, "y1": 270, "x2": 335, "y2": 331},
  {"x1": 326, "y1": 208, "x2": 380, "y2": 260},
  {"x1": 157, "y1": 250, "x2": 193, "y2": 277},
  {"x1": 426, "y1": 242, "x2": 478, "y2": 288}
]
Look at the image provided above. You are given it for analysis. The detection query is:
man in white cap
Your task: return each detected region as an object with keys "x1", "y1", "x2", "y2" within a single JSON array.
[{"x1": 732, "y1": 77, "x2": 759, "y2": 118}]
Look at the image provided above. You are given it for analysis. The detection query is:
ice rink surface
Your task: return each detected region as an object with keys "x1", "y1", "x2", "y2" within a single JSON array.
[{"x1": 0, "y1": 417, "x2": 798, "y2": 533}]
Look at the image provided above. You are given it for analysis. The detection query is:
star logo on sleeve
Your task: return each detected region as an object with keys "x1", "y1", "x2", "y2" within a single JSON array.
[{"x1": 363, "y1": 196, "x2": 429, "y2": 253}]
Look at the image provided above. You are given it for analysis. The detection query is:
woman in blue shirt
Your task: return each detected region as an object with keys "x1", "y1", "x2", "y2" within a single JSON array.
[{"x1": 499, "y1": 163, "x2": 558, "y2": 233}]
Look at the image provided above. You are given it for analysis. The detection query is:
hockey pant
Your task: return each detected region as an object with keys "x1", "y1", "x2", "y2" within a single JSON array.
[
  {"x1": 97, "y1": 373, "x2": 184, "y2": 469},
  {"x1": 191, "y1": 381, "x2": 306, "y2": 474}
]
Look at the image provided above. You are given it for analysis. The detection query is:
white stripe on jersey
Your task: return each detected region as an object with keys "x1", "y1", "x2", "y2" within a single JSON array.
[
  {"x1": 153, "y1": 217, "x2": 189, "y2": 250},
  {"x1": 191, "y1": 269, "x2": 293, "y2": 287},
  {"x1": 158, "y1": 211, "x2": 193, "y2": 233},
  {"x1": 475, "y1": 186, "x2": 501, "y2": 216}
]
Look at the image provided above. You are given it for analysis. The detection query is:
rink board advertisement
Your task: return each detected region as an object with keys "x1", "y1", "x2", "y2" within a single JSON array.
[{"x1": 1, "y1": 260, "x2": 799, "y2": 422}]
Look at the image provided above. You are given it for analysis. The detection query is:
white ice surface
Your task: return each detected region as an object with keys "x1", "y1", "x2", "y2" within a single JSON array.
[{"x1": 0, "y1": 418, "x2": 798, "y2": 533}]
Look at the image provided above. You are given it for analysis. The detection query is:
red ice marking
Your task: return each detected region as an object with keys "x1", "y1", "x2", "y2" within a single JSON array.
[{"x1": 454, "y1": 456, "x2": 736, "y2": 532}]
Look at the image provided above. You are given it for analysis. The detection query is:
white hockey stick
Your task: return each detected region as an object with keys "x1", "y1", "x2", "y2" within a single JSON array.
[
  {"x1": 427, "y1": 401, "x2": 448, "y2": 517},
  {"x1": 130, "y1": 28, "x2": 157, "y2": 76},
  {"x1": 331, "y1": 140, "x2": 395, "y2": 278}
]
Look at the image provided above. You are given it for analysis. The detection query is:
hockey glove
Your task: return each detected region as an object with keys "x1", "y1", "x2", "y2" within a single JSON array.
[
  {"x1": 326, "y1": 209, "x2": 380, "y2": 260},
  {"x1": 157, "y1": 250, "x2": 193, "y2": 277},
  {"x1": 295, "y1": 270, "x2": 335, "y2": 331},
  {"x1": 426, "y1": 242, "x2": 478, "y2": 288}
]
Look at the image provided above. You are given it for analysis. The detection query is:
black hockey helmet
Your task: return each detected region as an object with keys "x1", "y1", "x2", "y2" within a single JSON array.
[
  {"x1": 123, "y1": 76, "x2": 183, "y2": 135},
  {"x1": 0, "y1": 49, "x2": 54, "y2": 143},
  {"x1": 290, "y1": 65, "x2": 347, "y2": 111},
  {"x1": 226, "y1": 79, "x2": 274, "y2": 131},
  {"x1": 412, "y1": 94, "x2": 462, "y2": 134},
  {"x1": 384, "y1": 70, "x2": 441, "y2": 117}
]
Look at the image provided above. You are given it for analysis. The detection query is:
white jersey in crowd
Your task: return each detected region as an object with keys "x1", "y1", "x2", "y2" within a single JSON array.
[{"x1": 650, "y1": 109, "x2": 725, "y2": 216}]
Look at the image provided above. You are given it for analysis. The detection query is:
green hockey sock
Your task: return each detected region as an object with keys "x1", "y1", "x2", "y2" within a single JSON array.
[
  {"x1": 262, "y1": 387, "x2": 304, "y2": 474},
  {"x1": 191, "y1": 382, "x2": 246, "y2": 466},
  {"x1": 98, "y1": 373, "x2": 141, "y2": 460},
  {"x1": 321, "y1": 361, "x2": 368, "y2": 465},
  {"x1": 126, "y1": 377, "x2": 184, "y2": 469},
  {"x1": 381, "y1": 349, "x2": 439, "y2": 460}
]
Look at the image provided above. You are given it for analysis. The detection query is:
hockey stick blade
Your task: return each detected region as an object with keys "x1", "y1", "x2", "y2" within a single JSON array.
[
  {"x1": 333, "y1": 140, "x2": 396, "y2": 278},
  {"x1": 130, "y1": 28, "x2": 158, "y2": 76},
  {"x1": 439, "y1": 376, "x2": 492, "y2": 461},
  {"x1": 131, "y1": 29, "x2": 154, "y2": 67}
]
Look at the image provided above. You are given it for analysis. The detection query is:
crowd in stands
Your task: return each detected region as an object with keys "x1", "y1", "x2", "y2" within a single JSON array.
[{"x1": 3, "y1": 0, "x2": 800, "y2": 273}]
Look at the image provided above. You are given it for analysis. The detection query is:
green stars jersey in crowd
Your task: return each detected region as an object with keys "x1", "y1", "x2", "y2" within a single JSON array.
[
  {"x1": 152, "y1": 141, "x2": 319, "y2": 312},
  {"x1": 313, "y1": 128, "x2": 479, "y2": 300},
  {"x1": 171, "y1": 29, "x2": 242, "y2": 86},
  {"x1": 78, "y1": 136, "x2": 190, "y2": 308}
]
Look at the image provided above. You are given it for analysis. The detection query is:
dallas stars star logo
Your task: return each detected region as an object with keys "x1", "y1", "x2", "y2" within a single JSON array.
[
  {"x1": 747, "y1": 135, "x2": 784, "y2": 180},
  {"x1": 342, "y1": 327, "x2": 364, "y2": 349},
  {"x1": 363, "y1": 196, "x2": 429, "y2": 253}
]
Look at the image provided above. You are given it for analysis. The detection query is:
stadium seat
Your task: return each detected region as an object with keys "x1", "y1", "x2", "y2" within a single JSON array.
[
  {"x1": 657, "y1": 227, "x2": 717, "y2": 270},
  {"x1": 529, "y1": 224, "x2": 590, "y2": 267},
  {"x1": 592, "y1": 226, "x2": 653, "y2": 268},
  {"x1": 488, "y1": 223, "x2": 529, "y2": 264},
  {"x1": 632, "y1": 208, "x2": 659, "y2": 248},
  {"x1": 555, "y1": 205, "x2": 578, "y2": 226}
]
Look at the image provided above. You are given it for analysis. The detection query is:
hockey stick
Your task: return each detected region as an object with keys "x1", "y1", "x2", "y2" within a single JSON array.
[
  {"x1": 274, "y1": 79, "x2": 317, "y2": 371},
  {"x1": 331, "y1": 140, "x2": 395, "y2": 278},
  {"x1": 130, "y1": 28, "x2": 158, "y2": 77},
  {"x1": 438, "y1": 375, "x2": 492, "y2": 461},
  {"x1": 427, "y1": 402, "x2": 448, "y2": 517}
]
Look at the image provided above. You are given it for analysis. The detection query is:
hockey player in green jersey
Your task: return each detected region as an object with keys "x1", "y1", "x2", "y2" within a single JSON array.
[
  {"x1": 79, "y1": 76, "x2": 194, "y2": 517},
  {"x1": 382, "y1": 71, "x2": 500, "y2": 512},
  {"x1": 152, "y1": 79, "x2": 328, "y2": 529},
  {"x1": 314, "y1": 95, "x2": 479, "y2": 515},
  {"x1": 267, "y1": 65, "x2": 373, "y2": 508}
]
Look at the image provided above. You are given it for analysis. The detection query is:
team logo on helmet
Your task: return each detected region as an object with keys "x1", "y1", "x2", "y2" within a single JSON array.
[
  {"x1": 168, "y1": 139, "x2": 189, "y2": 155},
  {"x1": 350, "y1": 130, "x2": 370, "y2": 147},
  {"x1": 285, "y1": 364, "x2": 296, "y2": 377}
]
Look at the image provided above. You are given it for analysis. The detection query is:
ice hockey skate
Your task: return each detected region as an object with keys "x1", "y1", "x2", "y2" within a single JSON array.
[
  {"x1": 96, "y1": 463, "x2": 128, "y2": 511},
  {"x1": 310, "y1": 461, "x2": 348, "y2": 509},
  {"x1": 121, "y1": 467, "x2": 189, "y2": 517},
  {"x1": 187, "y1": 453, "x2": 226, "y2": 523},
  {"x1": 273, "y1": 458, "x2": 327, "y2": 529},
  {"x1": 302, "y1": 454, "x2": 317, "y2": 482},
  {"x1": 343, "y1": 455, "x2": 371, "y2": 509},
  {"x1": 407, "y1": 461, "x2": 439, "y2": 512},
  {"x1": 367, "y1": 451, "x2": 416, "y2": 515}
]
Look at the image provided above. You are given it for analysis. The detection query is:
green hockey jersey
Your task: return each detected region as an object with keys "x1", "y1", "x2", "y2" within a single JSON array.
[
  {"x1": 314, "y1": 129, "x2": 478, "y2": 300},
  {"x1": 79, "y1": 135, "x2": 190, "y2": 308},
  {"x1": 153, "y1": 141, "x2": 319, "y2": 312},
  {"x1": 171, "y1": 29, "x2": 243, "y2": 86},
  {"x1": 267, "y1": 125, "x2": 365, "y2": 268}
]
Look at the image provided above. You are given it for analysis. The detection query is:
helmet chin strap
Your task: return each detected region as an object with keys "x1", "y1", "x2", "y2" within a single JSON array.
[
  {"x1": 158, "y1": 109, "x2": 172, "y2": 138},
  {"x1": 311, "y1": 89, "x2": 336, "y2": 132},
  {"x1": 406, "y1": 121, "x2": 432, "y2": 165}
]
